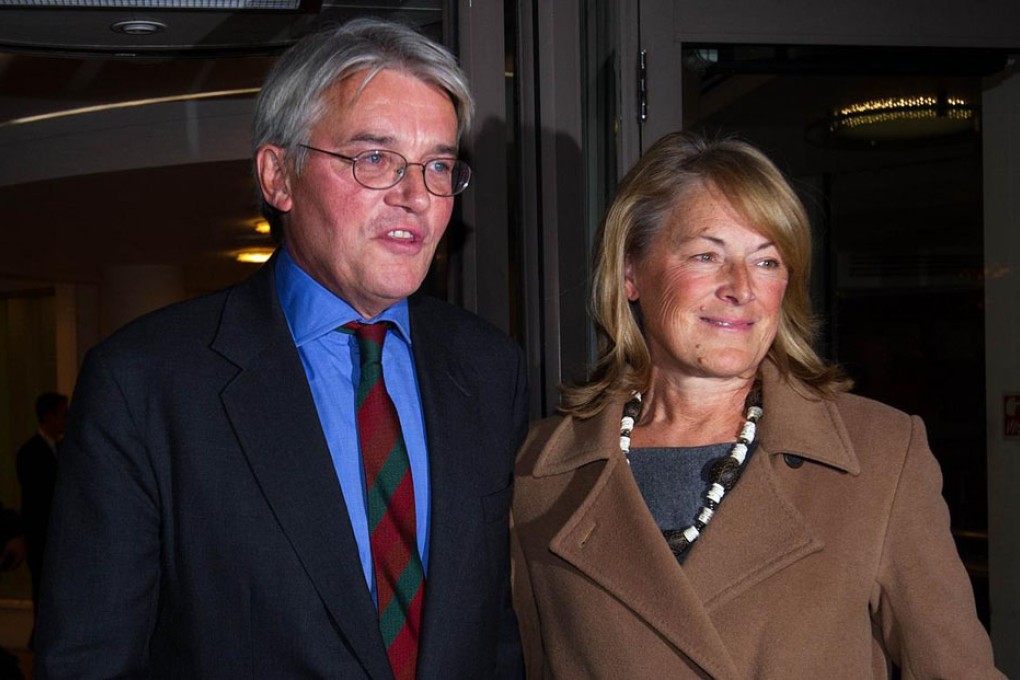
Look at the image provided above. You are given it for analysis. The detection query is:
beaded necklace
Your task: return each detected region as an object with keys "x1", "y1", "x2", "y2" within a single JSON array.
[{"x1": 619, "y1": 381, "x2": 763, "y2": 558}]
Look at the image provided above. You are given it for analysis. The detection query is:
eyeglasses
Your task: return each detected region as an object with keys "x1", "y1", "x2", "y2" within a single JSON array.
[{"x1": 299, "y1": 144, "x2": 472, "y2": 197}]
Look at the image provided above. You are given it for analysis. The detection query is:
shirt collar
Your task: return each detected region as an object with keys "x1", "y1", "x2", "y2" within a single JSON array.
[
  {"x1": 37, "y1": 428, "x2": 60, "y2": 453},
  {"x1": 274, "y1": 247, "x2": 412, "y2": 347}
]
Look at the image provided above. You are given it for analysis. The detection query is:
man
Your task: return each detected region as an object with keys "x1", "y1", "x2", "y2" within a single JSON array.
[
  {"x1": 0, "y1": 498, "x2": 27, "y2": 680},
  {"x1": 37, "y1": 19, "x2": 527, "y2": 679},
  {"x1": 15, "y1": 392, "x2": 66, "y2": 636}
]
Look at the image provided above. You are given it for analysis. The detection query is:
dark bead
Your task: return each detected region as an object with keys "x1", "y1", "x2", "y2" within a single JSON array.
[
  {"x1": 710, "y1": 457, "x2": 743, "y2": 490},
  {"x1": 662, "y1": 529, "x2": 690, "y2": 556},
  {"x1": 623, "y1": 398, "x2": 642, "y2": 419}
]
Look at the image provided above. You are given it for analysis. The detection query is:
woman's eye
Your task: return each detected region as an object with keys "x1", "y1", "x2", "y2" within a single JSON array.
[
  {"x1": 757, "y1": 258, "x2": 783, "y2": 269},
  {"x1": 692, "y1": 253, "x2": 715, "y2": 262}
]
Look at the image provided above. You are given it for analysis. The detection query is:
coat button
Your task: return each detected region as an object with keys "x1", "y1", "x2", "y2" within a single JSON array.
[{"x1": 783, "y1": 454, "x2": 804, "y2": 468}]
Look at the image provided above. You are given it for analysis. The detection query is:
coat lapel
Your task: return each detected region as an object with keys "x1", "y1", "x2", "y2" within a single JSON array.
[
  {"x1": 680, "y1": 450, "x2": 824, "y2": 609},
  {"x1": 406, "y1": 298, "x2": 488, "y2": 676},
  {"x1": 212, "y1": 262, "x2": 393, "y2": 680},
  {"x1": 667, "y1": 362, "x2": 856, "y2": 610},
  {"x1": 535, "y1": 408, "x2": 742, "y2": 680}
]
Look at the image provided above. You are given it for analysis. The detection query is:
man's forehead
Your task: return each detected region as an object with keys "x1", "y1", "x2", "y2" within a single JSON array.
[
  {"x1": 332, "y1": 67, "x2": 454, "y2": 113},
  {"x1": 316, "y1": 68, "x2": 459, "y2": 150}
]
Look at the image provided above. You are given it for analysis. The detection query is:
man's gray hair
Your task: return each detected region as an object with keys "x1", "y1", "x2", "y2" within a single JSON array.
[{"x1": 253, "y1": 17, "x2": 474, "y2": 230}]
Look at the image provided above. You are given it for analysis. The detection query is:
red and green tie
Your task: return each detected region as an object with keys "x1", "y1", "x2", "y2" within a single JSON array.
[{"x1": 344, "y1": 321, "x2": 424, "y2": 680}]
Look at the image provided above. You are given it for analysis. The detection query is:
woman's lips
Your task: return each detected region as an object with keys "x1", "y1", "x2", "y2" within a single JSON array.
[{"x1": 701, "y1": 316, "x2": 754, "y2": 329}]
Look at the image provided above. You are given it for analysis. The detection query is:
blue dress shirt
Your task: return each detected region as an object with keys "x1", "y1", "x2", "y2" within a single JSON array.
[{"x1": 274, "y1": 248, "x2": 431, "y2": 597}]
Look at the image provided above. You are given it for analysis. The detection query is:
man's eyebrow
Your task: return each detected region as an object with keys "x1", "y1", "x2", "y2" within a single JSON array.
[
  {"x1": 433, "y1": 143, "x2": 459, "y2": 157},
  {"x1": 343, "y1": 133, "x2": 459, "y2": 157},
  {"x1": 340, "y1": 132, "x2": 456, "y2": 155},
  {"x1": 345, "y1": 132, "x2": 396, "y2": 146}
]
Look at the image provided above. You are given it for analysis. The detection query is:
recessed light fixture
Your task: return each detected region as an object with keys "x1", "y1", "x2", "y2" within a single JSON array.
[
  {"x1": 111, "y1": 20, "x2": 167, "y2": 36},
  {"x1": 236, "y1": 248, "x2": 274, "y2": 264}
]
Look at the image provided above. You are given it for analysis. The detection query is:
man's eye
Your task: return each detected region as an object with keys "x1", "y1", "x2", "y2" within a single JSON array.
[
  {"x1": 428, "y1": 159, "x2": 453, "y2": 174},
  {"x1": 361, "y1": 151, "x2": 387, "y2": 165}
]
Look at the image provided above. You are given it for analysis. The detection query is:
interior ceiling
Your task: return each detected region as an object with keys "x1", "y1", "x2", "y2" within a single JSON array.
[
  {"x1": 0, "y1": 1, "x2": 444, "y2": 296},
  {"x1": 0, "y1": 14, "x2": 1011, "y2": 298}
]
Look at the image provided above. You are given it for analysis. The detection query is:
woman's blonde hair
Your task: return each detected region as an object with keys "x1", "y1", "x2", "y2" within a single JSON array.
[{"x1": 560, "y1": 131, "x2": 849, "y2": 418}]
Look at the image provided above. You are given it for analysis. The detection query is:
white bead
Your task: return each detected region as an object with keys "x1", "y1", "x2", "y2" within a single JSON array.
[
  {"x1": 683, "y1": 526, "x2": 700, "y2": 542},
  {"x1": 697, "y1": 507, "x2": 715, "y2": 524},
  {"x1": 707, "y1": 483, "x2": 725, "y2": 503},
  {"x1": 740, "y1": 421, "x2": 756, "y2": 442},
  {"x1": 619, "y1": 435, "x2": 631, "y2": 452},
  {"x1": 621, "y1": 415, "x2": 635, "y2": 431},
  {"x1": 747, "y1": 405, "x2": 763, "y2": 421},
  {"x1": 731, "y1": 442, "x2": 748, "y2": 463}
]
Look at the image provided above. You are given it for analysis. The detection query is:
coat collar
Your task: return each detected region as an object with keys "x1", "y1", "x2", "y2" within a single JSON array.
[
  {"x1": 757, "y1": 361, "x2": 860, "y2": 475},
  {"x1": 532, "y1": 360, "x2": 860, "y2": 478}
]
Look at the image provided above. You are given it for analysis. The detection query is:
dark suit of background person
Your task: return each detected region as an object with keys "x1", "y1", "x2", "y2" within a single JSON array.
[
  {"x1": 36, "y1": 19, "x2": 528, "y2": 679},
  {"x1": 15, "y1": 392, "x2": 66, "y2": 622},
  {"x1": 0, "y1": 502, "x2": 27, "y2": 680}
]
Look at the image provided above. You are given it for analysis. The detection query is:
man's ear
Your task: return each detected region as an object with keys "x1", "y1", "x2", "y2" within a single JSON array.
[
  {"x1": 624, "y1": 254, "x2": 640, "y2": 301},
  {"x1": 256, "y1": 144, "x2": 293, "y2": 213}
]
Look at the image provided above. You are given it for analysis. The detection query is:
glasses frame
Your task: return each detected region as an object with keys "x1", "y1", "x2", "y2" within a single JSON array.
[{"x1": 299, "y1": 144, "x2": 471, "y2": 197}]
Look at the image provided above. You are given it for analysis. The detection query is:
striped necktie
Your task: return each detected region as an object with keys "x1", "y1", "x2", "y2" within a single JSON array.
[{"x1": 343, "y1": 321, "x2": 424, "y2": 680}]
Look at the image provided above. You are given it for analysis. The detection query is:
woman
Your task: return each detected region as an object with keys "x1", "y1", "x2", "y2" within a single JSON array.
[{"x1": 510, "y1": 131, "x2": 1003, "y2": 678}]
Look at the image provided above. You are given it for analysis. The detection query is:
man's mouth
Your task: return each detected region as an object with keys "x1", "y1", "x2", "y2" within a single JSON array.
[{"x1": 388, "y1": 229, "x2": 415, "y2": 241}]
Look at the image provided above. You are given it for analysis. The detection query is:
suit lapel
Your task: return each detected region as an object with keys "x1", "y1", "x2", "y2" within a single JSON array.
[
  {"x1": 536, "y1": 409, "x2": 742, "y2": 680},
  {"x1": 212, "y1": 262, "x2": 393, "y2": 680},
  {"x1": 406, "y1": 299, "x2": 486, "y2": 675}
]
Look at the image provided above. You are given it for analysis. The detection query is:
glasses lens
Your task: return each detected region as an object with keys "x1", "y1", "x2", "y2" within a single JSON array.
[
  {"x1": 423, "y1": 160, "x2": 471, "y2": 197},
  {"x1": 450, "y1": 161, "x2": 471, "y2": 195},
  {"x1": 352, "y1": 150, "x2": 403, "y2": 189}
]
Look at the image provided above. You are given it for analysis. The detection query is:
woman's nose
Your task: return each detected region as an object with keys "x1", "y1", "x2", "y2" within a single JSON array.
[{"x1": 718, "y1": 262, "x2": 756, "y2": 304}]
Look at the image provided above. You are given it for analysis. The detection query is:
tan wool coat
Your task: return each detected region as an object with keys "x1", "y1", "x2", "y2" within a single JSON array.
[{"x1": 511, "y1": 362, "x2": 1004, "y2": 679}]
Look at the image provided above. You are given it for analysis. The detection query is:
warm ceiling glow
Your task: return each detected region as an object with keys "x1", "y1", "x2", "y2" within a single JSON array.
[
  {"x1": 829, "y1": 94, "x2": 976, "y2": 141},
  {"x1": 0, "y1": 88, "x2": 261, "y2": 128},
  {"x1": 236, "y1": 248, "x2": 274, "y2": 264},
  {"x1": 254, "y1": 219, "x2": 271, "y2": 234}
]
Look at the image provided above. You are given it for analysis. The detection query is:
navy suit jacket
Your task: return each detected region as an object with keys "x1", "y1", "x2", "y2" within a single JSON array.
[{"x1": 36, "y1": 260, "x2": 528, "y2": 679}]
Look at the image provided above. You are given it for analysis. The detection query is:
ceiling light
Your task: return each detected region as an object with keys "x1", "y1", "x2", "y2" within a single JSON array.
[
  {"x1": 828, "y1": 94, "x2": 977, "y2": 143},
  {"x1": 236, "y1": 248, "x2": 274, "y2": 264},
  {"x1": 254, "y1": 219, "x2": 271, "y2": 234}
]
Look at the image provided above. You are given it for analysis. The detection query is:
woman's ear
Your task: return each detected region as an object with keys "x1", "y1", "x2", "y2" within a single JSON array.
[
  {"x1": 624, "y1": 255, "x2": 640, "y2": 301},
  {"x1": 256, "y1": 145, "x2": 293, "y2": 213}
]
